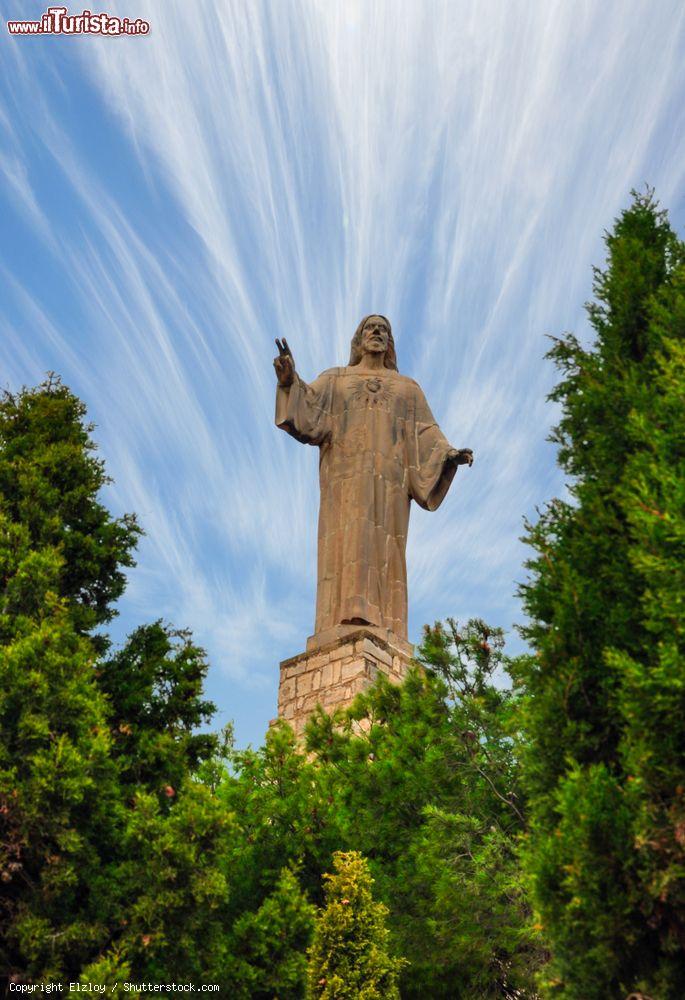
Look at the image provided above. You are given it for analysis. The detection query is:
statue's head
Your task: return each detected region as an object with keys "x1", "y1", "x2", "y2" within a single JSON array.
[{"x1": 348, "y1": 314, "x2": 398, "y2": 370}]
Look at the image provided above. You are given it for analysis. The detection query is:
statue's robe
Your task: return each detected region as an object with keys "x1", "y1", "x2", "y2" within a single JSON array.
[{"x1": 276, "y1": 366, "x2": 457, "y2": 640}]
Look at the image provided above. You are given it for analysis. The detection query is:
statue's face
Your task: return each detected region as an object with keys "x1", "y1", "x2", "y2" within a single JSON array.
[{"x1": 361, "y1": 316, "x2": 390, "y2": 355}]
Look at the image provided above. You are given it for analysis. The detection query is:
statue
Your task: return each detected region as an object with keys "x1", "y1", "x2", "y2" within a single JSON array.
[{"x1": 274, "y1": 315, "x2": 473, "y2": 643}]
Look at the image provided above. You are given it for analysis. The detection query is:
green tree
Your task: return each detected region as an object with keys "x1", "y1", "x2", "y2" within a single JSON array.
[
  {"x1": 306, "y1": 851, "x2": 405, "y2": 1000},
  {"x1": 512, "y1": 190, "x2": 685, "y2": 997},
  {"x1": 106, "y1": 745, "x2": 317, "y2": 994},
  {"x1": 219, "y1": 721, "x2": 341, "y2": 915},
  {"x1": 99, "y1": 621, "x2": 217, "y2": 792},
  {"x1": 0, "y1": 523, "x2": 124, "y2": 983},
  {"x1": 306, "y1": 620, "x2": 539, "y2": 998},
  {"x1": 612, "y1": 286, "x2": 685, "y2": 997},
  {"x1": 0, "y1": 377, "x2": 224, "y2": 987},
  {"x1": 113, "y1": 780, "x2": 234, "y2": 985},
  {"x1": 227, "y1": 867, "x2": 316, "y2": 998},
  {"x1": 0, "y1": 378, "x2": 141, "y2": 983},
  {"x1": 413, "y1": 619, "x2": 540, "y2": 998},
  {"x1": 0, "y1": 376, "x2": 140, "y2": 648}
]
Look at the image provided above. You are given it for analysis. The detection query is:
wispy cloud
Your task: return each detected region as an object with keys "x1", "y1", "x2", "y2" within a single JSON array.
[{"x1": 1, "y1": 0, "x2": 684, "y2": 742}]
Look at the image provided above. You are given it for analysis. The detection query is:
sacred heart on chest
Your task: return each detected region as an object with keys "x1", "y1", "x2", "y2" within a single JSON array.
[{"x1": 350, "y1": 376, "x2": 392, "y2": 408}]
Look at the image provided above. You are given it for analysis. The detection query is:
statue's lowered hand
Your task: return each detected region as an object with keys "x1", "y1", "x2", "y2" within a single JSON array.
[
  {"x1": 448, "y1": 448, "x2": 474, "y2": 467},
  {"x1": 274, "y1": 338, "x2": 295, "y2": 387}
]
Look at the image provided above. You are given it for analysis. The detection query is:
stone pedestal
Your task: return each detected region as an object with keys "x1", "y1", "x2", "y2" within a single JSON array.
[{"x1": 276, "y1": 626, "x2": 414, "y2": 739}]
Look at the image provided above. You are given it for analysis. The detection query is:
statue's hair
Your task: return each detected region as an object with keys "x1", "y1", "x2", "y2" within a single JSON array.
[{"x1": 348, "y1": 314, "x2": 398, "y2": 370}]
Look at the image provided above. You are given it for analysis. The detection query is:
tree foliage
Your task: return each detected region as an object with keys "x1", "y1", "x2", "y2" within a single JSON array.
[
  {"x1": 0, "y1": 537, "x2": 121, "y2": 981},
  {"x1": 512, "y1": 190, "x2": 685, "y2": 998},
  {"x1": 304, "y1": 619, "x2": 540, "y2": 998},
  {"x1": 306, "y1": 851, "x2": 404, "y2": 1000},
  {"x1": 0, "y1": 379, "x2": 222, "y2": 988},
  {"x1": 0, "y1": 382, "x2": 131, "y2": 982},
  {"x1": 227, "y1": 868, "x2": 316, "y2": 999},
  {"x1": 99, "y1": 621, "x2": 217, "y2": 792},
  {"x1": 0, "y1": 376, "x2": 140, "y2": 645}
]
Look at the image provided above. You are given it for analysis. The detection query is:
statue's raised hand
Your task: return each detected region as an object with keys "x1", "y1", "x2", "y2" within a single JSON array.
[
  {"x1": 448, "y1": 448, "x2": 474, "y2": 467},
  {"x1": 274, "y1": 338, "x2": 295, "y2": 388}
]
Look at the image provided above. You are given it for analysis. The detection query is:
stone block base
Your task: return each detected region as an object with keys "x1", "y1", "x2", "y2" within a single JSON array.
[{"x1": 276, "y1": 627, "x2": 413, "y2": 739}]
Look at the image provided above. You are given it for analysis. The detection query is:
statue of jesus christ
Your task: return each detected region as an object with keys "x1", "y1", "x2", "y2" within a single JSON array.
[{"x1": 274, "y1": 315, "x2": 473, "y2": 643}]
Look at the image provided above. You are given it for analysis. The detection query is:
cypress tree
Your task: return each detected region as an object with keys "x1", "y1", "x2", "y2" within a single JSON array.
[
  {"x1": 306, "y1": 851, "x2": 405, "y2": 1000},
  {"x1": 611, "y1": 273, "x2": 685, "y2": 997},
  {"x1": 512, "y1": 191, "x2": 685, "y2": 997}
]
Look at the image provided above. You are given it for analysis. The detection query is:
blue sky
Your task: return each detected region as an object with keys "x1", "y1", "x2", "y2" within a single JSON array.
[{"x1": 2, "y1": 0, "x2": 685, "y2": 746}]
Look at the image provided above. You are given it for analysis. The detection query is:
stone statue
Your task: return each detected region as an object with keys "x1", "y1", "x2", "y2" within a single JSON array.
[{"x1": 274, "y1": 315, "x2": 473, "y2": 643}]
